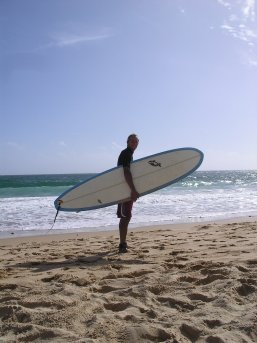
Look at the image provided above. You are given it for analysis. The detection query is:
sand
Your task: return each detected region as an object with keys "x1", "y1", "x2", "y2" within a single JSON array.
[{"x1": 0, "y1": 218, "x2": 257, "y2": 343}]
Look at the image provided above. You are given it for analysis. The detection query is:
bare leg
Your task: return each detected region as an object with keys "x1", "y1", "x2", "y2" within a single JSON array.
[{"x1": 119, "y1": 217, "x2": 130, "y2": 244}]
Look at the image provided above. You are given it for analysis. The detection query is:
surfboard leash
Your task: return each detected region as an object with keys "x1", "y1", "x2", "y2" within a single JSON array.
[{"x1": 47, "y1": 201, "x2": 62, "y2": 234}]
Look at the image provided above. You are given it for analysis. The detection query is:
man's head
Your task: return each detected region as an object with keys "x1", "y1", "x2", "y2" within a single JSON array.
[{"x1": 127, "y1": 134, "x2": 139, "y2": 151}]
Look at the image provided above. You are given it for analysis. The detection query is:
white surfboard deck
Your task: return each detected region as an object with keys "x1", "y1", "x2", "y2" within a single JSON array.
[{"x1": 54, "y1": 147, "x2": 204, "y2": 212}]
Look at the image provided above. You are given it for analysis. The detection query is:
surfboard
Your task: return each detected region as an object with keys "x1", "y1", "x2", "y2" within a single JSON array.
[{"x1": 54, "y1": 147, "x2": 204, "y2": 212}]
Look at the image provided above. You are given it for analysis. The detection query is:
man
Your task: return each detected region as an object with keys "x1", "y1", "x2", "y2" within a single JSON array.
[{"x1": 117, "y1": 134, "x2": 139, "y2": 253}]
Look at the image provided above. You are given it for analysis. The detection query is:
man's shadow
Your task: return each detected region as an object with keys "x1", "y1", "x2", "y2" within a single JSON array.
[{"x1": 11, "y1": 250, "x2": 152, "y2": 273}]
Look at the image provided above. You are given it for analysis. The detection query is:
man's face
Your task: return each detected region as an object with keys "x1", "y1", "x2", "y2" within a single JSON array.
[{"x1": 128, "y1": 137, "x2": 139, "y2": 151}]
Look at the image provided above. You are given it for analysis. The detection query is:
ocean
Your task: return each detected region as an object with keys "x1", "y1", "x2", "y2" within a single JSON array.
[{"x1": 0, "y1": 171, "x2": 257, "y2": 238}]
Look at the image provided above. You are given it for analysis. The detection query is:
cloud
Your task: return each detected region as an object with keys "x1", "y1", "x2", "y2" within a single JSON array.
[
  {"x1": 217, "y1": 0, "x2": 231, "y2": 9},
  {"x1": 241, "y1": 50, "x2": 257, "y2": 65},
  {"x1": 243, "y1": 0, "x2": 256, "y2": 21},
  {"x1": 38, "y1": 27, "x2": 114, "y2": 51},
  {"x1": 20, "y1": 24, "x2": 114, "y2": 53},
  {"x1": 218, "y1": 0, "x2": 255, "y2": 19},
  {"x1": 58, "y1": 141, "x2": 67, "y2": 147},
  {"x1": 221, "y1": 22, "x2": 257, "y2": 44},
  {"x1": 248, "y1": 56, "x2": 257, "y2": 65},
  {"x1": 1, "y1": 26, "x2": 113, "y2": 79},
  {"x1": 218, "y1": 0, "x2": 257, "y2": 66},
  {"x1": 51, "y1": 32, "x2": 112, "y2": 48},
  {"x1": 5, "y1": 141, "x2": 24, "y2": 151}
]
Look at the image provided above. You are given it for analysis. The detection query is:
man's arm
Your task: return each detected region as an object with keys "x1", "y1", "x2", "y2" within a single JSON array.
[{"x1": 123, "y1": 166, "x2": 139, "y2": 201}]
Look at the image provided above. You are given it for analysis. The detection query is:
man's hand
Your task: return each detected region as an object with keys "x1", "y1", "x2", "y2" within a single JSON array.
[{"x1": 131, "y1": 189, "x2": 139, "y2": 201}]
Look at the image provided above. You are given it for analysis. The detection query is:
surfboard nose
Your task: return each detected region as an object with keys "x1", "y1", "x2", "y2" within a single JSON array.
[{"x1": 54, "y1": 199, "x2": 63, "y2": 210}]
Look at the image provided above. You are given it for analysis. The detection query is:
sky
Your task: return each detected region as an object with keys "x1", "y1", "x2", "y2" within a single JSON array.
[{"x1": 0, "y1": 0, "x2": 257, "y2": 175}]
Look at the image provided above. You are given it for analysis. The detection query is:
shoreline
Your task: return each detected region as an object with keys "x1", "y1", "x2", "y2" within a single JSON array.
[
  {"x1": 1, "y1": 216, "x2": 257, "y2": 342},
  {"x1": 1, "y1": 214, "x2": 256, "y2": 244}
]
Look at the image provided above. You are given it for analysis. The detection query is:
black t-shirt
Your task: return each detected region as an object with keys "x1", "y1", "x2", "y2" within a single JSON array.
[{"x1": 117, "y1": 147, "x2": 133, "y2": 167}]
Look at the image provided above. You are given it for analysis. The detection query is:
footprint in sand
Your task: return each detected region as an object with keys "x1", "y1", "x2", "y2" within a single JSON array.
[
  {"x1": 179, "y1": 275, "x2": 198, "y2": 283},
  {"x1": 104, "y1": 301, "x2": 131, "y2": 312},
  {"x1": 157, "y1": 296, "x2": 195, "y2": 311},
  {"x1": 19, "y1": 300, "x2": 65, "y2": 310},
  {"x1": 95, "y1": 279, "x2": 134, "y2": 294},
  {"x1": 0, "y1": 296, "x2": 19, "y2": 304},
  {"x1": 0, "y1": 283, "x2": 17, "y2": 291},
  {"x1": 187, "y1": 292, "x2": 215, "y2": 303},
  {"x1": 119, "y1": 324, "x2": 171, "y2": 343},
  {"x1": 148, "y1": 284, "x2": 166, "y2": 295},
  {"x1": 180, "y1": 323, "x2": 201, "y2": 341},
  {"x1": 120, "y1": 269, "x2": 155, "y2": 278},
  {"x1": 195, "y1": 273, "x2": 226, "y2": 285},
  {"x1": 0, "y1": 304, "x2": 31, "y2": 323},
  {"x1": 205, "y1": 336, "x2": 227, "y2": 343},
  {"x1": 236, "y1": 281, "x2": 256, "y2": 296},
  {"x1": 204, "y1": 319, "x2": 223, "y2": 329},
  {"x1": 236, "y1": 265, "x2": 249, "y2": 272},
  {"x1": 246, "y1": 258, "x2": 257, "y2": 266}
]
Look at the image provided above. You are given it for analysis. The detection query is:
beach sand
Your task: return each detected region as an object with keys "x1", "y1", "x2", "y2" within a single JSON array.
[{"x1": 0, "y1": 218, "x2": 257, "y2": 342}]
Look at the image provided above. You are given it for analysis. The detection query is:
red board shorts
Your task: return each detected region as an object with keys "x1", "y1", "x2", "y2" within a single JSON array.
[{"x1": 117, "y1": 200, "x2": 134, "y2": 219}]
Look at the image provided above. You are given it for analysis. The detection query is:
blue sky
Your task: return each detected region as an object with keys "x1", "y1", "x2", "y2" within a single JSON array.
[{"x1": 1, "y1": 0, "x2": 257, "y2": 174}]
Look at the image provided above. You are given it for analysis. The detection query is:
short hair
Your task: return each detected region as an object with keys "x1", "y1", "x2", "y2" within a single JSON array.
[{"x1": 127, "y1": 134, "x2": 139, "y2": 144}]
